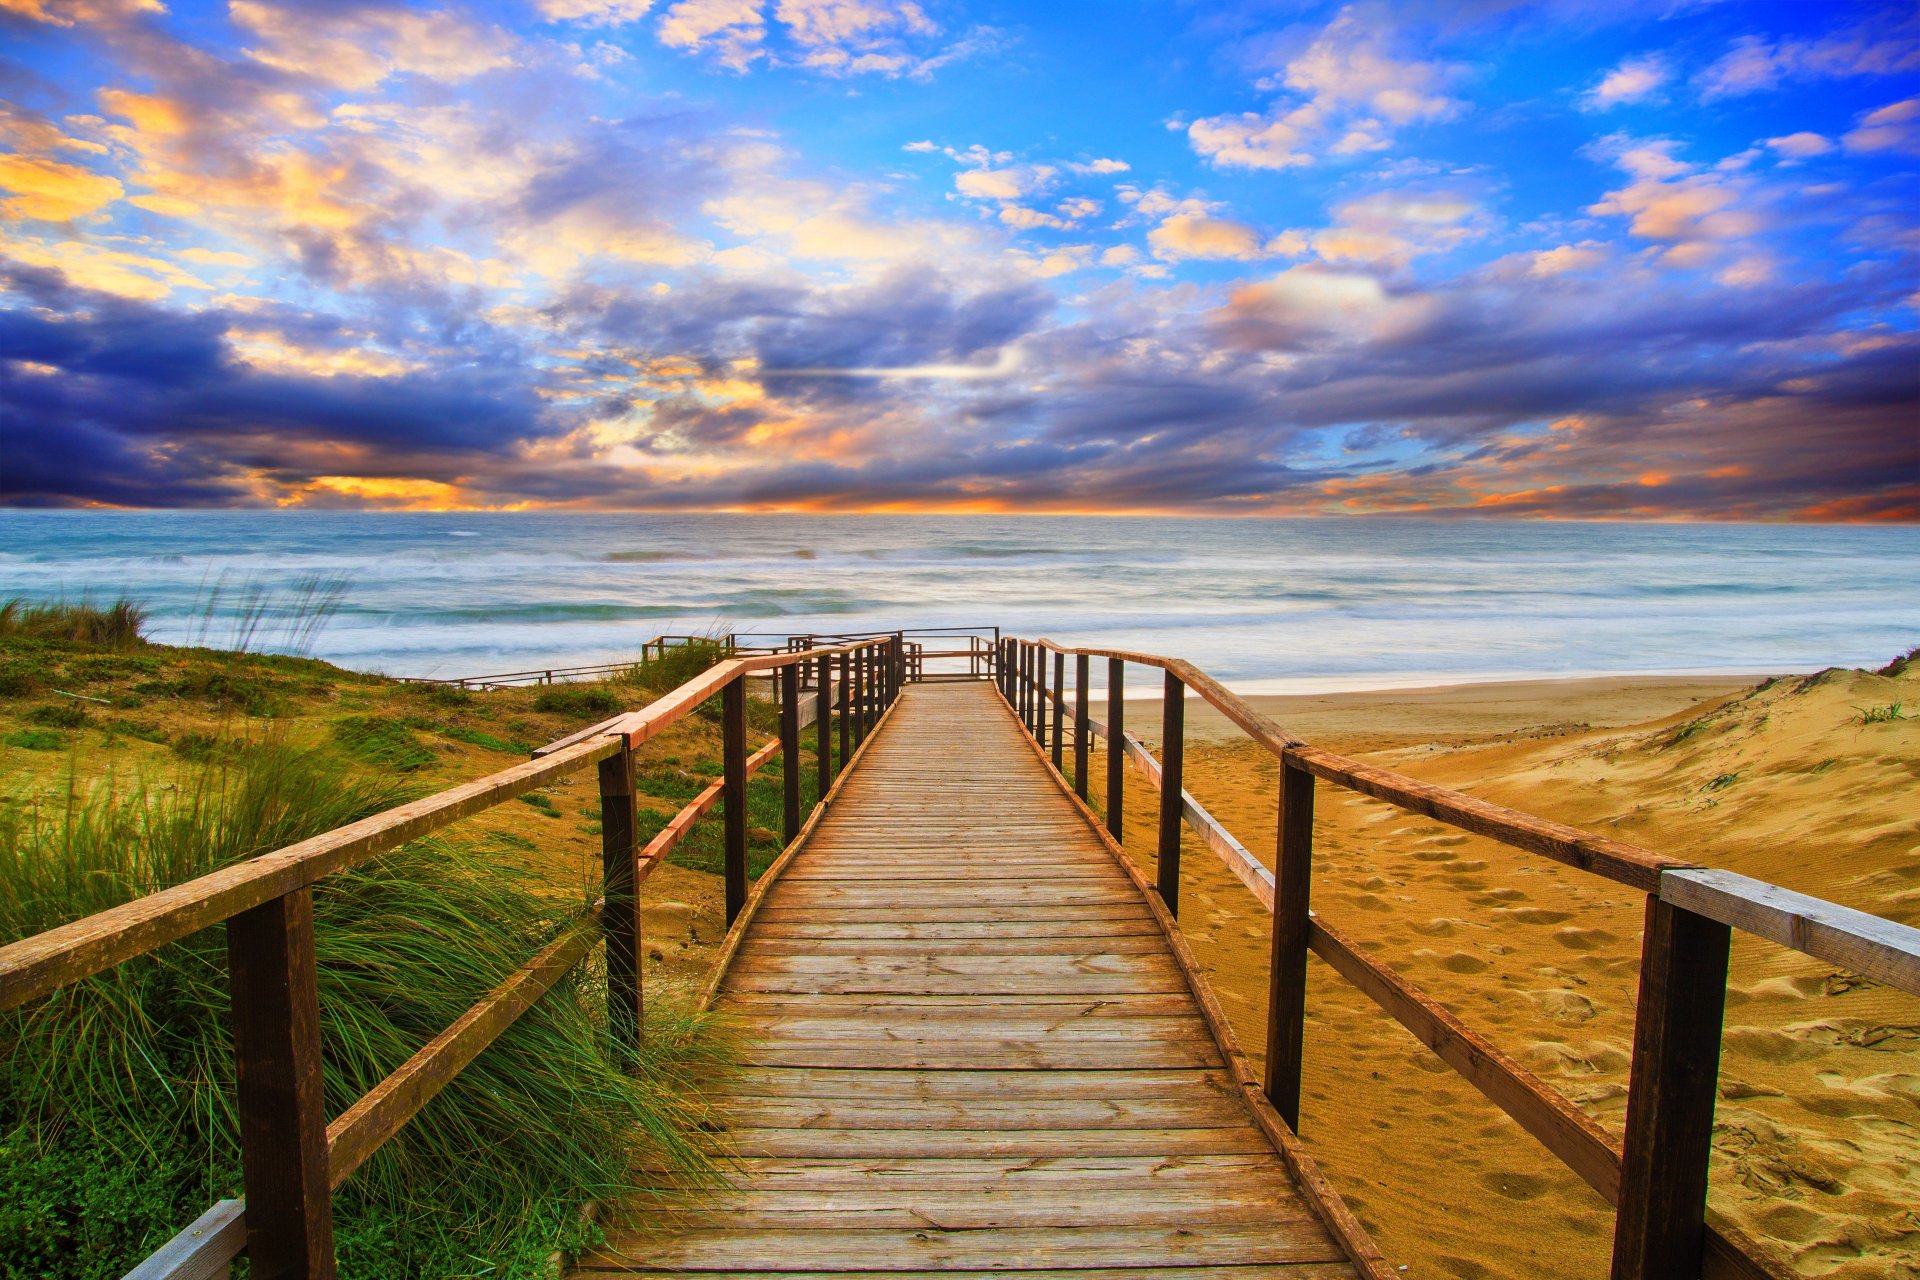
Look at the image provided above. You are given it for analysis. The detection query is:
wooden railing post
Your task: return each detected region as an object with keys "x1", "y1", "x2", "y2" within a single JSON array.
[
  {"x1": 1014, "y1": 641, "x2": 1025, "y2": 722},
  {"x1": 597, "y1": 742, "x2": 642, "y2": 1056},
  {"x1": 1156, "y1": 671, "x2": 1185, "y2": 916},
  {"x1": 779, "y1": 663, "x2": 802, "y2": 845},
  {"x1": 816, "y1": 653, "x2": 833, "y2": 796},
  {"x1": 893, "y1": 631, "x2": 905, "y2": 693},
  {"x1": 852, "y1": 646, "x2": 867, "y2": 748},
  {"x1": 1609, "y1": 897, "x2": 1732, "y2": 1280},
  {"x1": 1073, "y1": 654, "x2": 1089, "y2": 800},
  {"x1": 1105, "y1": 658, "x2": 1124, "y2": 841},
  {"x1": 1051, "y1": 649, "x2": 1065, "y2": 771},
  {"x1": 1028, "y1": 644, "x2": 1040, "y2": 739},
  {"x1": 838, "y1": 650, "x2": 852, "y2": 764},
  {"x1": 722, "y1": 675, "x2": 748, "y2": 925},
  {"x1": 227, "y1": 888, "x2": 336, "y2": 1279},
  {"x1": 1265, "y1": 759, "x2": 1314, "y2": 1130}
]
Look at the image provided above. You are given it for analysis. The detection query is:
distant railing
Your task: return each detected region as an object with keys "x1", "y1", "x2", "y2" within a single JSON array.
[
  {"x1": 0, "y1": 637, "x2": 910, "y2": 1280},
  {"x1": 396, "y1": 627, "x2": 1002, "y2": 689},
  {"x1": 998, "y1": 635, "x2": 1919, "y2": 1280}
]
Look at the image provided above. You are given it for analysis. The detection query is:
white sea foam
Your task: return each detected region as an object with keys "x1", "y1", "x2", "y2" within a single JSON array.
[{"x1": 2, "y1": 511, "x2": 1915, "y2": 690}]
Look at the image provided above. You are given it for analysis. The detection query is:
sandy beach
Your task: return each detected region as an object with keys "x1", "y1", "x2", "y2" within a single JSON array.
[{"x1": 1088, "y1": 662, "x2": 1919, "y2": 1279}]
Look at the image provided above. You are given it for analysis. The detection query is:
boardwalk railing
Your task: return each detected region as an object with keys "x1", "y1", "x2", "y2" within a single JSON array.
[
  {"x1": 396, "y1": 627, "x2": 1002, "y2": 690},
  {"x1": 998, "y1": 636, "x2": 1920, "y2": 1280},
  {"x1": 0, "y1": 637, "x2": 908, "y2": 1280}
]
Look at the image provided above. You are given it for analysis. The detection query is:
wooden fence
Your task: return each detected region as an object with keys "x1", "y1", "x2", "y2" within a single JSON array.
[
  {"x1": 0, "y1": 638, "x2": 907, "y2": 1280},
  {"x1": 997, "y1": 635, "x2": 1920, "y2": 1280}
]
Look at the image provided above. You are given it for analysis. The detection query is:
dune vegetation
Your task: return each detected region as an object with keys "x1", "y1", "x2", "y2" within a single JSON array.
[{"x1": 0, "y1": 604, "x2": 819, "y2": 1279}]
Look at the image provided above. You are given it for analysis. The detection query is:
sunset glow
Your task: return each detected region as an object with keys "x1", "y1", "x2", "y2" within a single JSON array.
[{"x1": 2, "y1": 0, "x2": 1916, "y2": 517}]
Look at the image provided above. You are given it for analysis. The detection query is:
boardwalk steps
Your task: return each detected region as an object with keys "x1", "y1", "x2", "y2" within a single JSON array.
[{"x1": 575, "y1": 682, "x2": 1375, "y2": 1278}]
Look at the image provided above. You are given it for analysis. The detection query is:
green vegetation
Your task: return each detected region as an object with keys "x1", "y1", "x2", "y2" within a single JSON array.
[
  {"x1": 0, "y1": 597, "x2": 149, "y2": 649},
  {"x1": 518, "y1": 790, "x2": 562, "y2": 818},
  {"x1": 332, "y1": 715, "x2": 438, "y2": 771},
  {"x1": 441, "y1": 724, "x2": 531, "y2": 755},
  {"x1": 0, "y1": 739, "x2": 727, "y2": 1279},
  {"x1": 3, "y1": 729, "x2": 65, "y2": 752},
  {"x1": 1854, "y1": 702, "x2": 1906, "y2": 725},
  {"x1": 534, "y1": 685, "x2": 624, "y2": 717},
  {"x1": 1701, "y1": 771, "x2": 1743, "y2": 793}
]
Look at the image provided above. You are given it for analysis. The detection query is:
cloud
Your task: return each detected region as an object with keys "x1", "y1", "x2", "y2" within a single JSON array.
[
  {"x1": 1586, "y1": 138, "x2": 1762, "y2": 256},
  {"x1": 1187, "y1": 8, "x2": 1458, "y2": 171},
  {"x1": 229, "y1": 2, "x2": 515, "y2": 90},
  {"x1": 1582, "y1": 55, "x2": 1668, "y2": 110},
  {"x1": 1067, "y1": 157, "x2": 1129, "y2": 175},
  {"x1": 1698, "y1": 19, "x2": 1920, "y2": 101},
  {"x1": 539, "y1": 0, "x2": 656, "y2": 24},
  {"x1": 1147, "y1": 214, "x2": 1265, "y2": 261},
  {"x1": 658, "y1": 0, "x2": 767, "y2": 70},
  {"x1": 1766, "y1": 131, "x2": 1833, "y2": 159},
  {"x1": 1843, "y1": 98, "x2": 1920, "y2": 154},
  {"x1": 655, "y1": 0, "x2": 954, "y2": 76}
]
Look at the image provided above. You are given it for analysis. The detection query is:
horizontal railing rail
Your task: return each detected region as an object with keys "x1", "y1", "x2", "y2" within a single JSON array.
[
  {"x1": 2, "y1": 636, "x2": 908, "y2": 1280},
  {"x1": 1000, "y1": 634, "x2": 1919, "y2": 1280}
]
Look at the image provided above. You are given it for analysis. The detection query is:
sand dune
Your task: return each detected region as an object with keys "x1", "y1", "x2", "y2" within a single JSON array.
[{"x1": 1099, "y1": 659, "x2": 1919, "y2": 1279}]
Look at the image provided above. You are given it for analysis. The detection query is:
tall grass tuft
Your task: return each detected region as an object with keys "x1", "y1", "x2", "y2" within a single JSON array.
[
  {"x1": 0, "y1": 597, "x2": 149, "y2": 649},
  {"x1": 1, "y1": 739, "x2": 727, "y2": 1278}
]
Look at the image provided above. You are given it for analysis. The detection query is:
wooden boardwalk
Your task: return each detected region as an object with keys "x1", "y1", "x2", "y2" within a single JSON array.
[{"x1": 575, "y1": 681, "x2": 1370, "y2": 1278}]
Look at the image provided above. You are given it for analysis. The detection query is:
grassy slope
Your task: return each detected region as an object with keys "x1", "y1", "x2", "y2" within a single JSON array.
[{"x1": 0, "y1": 630, "x2": 813, "y2": 1278}]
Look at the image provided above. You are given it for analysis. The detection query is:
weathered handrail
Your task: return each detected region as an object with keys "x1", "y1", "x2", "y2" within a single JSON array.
[
  {"x1": 3, "y1": 636, "x2": 906, "y2": 1280},
  {"x1": 1002, "y1": 634, "x2": 1918, "y2": 1280}
]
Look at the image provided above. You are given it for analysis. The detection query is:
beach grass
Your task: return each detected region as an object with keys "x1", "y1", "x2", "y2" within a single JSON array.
[
  {"x1": 0, "y1": 736, "x2": 729, "y2": 1279},
  {"x1": 0, "y1": 607, "x2": 749, "y2": 1278}
]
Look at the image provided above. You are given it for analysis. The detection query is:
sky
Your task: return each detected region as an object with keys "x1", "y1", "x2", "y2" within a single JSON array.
[{"x1": 0, "y1": 0, "x2": 1916, "y2": 518}]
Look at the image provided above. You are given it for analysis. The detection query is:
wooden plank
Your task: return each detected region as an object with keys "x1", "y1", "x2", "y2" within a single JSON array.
[
  {"x1": 746, "y1": 919, "x2": 1165, "y2": 940},
  {"x1": 752, "y1": 904, "x2": 1153, "y2": 924},
  {"x1": 732, "y1": 1015, "x2": 1216, "y2": 1043},
  {"x1": 715, "y1": 1093, "x2": 1248, "y2": 1131},
  {"x1": 739, "y1": 1042, "x2": 1222, "y2": 1070},
  {"x1": 740, "y1": 936, "x2": 1169, "y2": 956},
  {"x1": 1610, "y1": 897, "x2": 1731, "y2": 1280},
  {"x1": 582, "y1": 1222, "x2": 1345, "y2": 1270},
  {"x1": 729, "y1": 972, "x2": 1196, "y2": 997},
  {"x1": 764, "y1": 884, "x2": 1143, "y2": 907},
  {"x1": 725, "y1": 992, "x2": 1204, "y2": 1016},
  {"x1": 1660, "y1": 867, "x2": 1920, "y2": 996},
  {"x1": 683, "y1": 1151, "x2": 1293, "y2": 1183},
  {"x1": 121, "y1": 1199, "x2": 245, "y2": 1280},
  {"x1": 585, "y1": 1267, "x2": 1359, "y2": 1280},
  {"x1": 1105, "y1": 658, "x2": 1124, "y2": 841},
  {"x1": 729, "y1": 953, "x2": 1184, "y2": 977},
  {"x1": 0, "y1": 735, "x2": 617, "y2": 1013},
  {"x1": 617, "y1": 1193, "x2": 1316, "y2": 1231},
  {"x1": 226, "y1": 888, "x2": 335, "y2": 1279}
]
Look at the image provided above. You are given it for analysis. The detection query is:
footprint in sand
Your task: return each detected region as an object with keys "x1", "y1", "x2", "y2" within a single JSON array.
[
  {"x1": 1494, "y1": 906, "x2": 1570, "y2": 925},
  {"x1": 1413, "y1": 916, "x2": 1463, "y2": 936},
  {"x1": 1526, "y1": 989, "x2": 1597, "y2": 1023},
  {"x1": 1553, "y1": 926, "x2": 1618, "y2": 951}
]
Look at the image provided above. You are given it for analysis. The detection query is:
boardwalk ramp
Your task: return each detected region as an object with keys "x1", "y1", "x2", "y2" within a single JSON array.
[{"x1": 575, "y1": 681, "x2": 1377, "y2": 1278}]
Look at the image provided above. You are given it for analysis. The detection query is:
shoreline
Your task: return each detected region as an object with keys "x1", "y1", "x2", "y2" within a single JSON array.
[{"x1": 1119, "y1": 671, "x2": 1768, "y2": 743}]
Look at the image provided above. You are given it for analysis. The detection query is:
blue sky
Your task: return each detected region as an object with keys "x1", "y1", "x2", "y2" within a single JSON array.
[{"x1": 1, "y1": 0, "x2": 1916, "y2": 516}]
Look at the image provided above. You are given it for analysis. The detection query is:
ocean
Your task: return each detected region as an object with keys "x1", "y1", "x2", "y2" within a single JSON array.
[{"x1": 2, "y1": 511, "x2": 1916, "y2": 692}]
